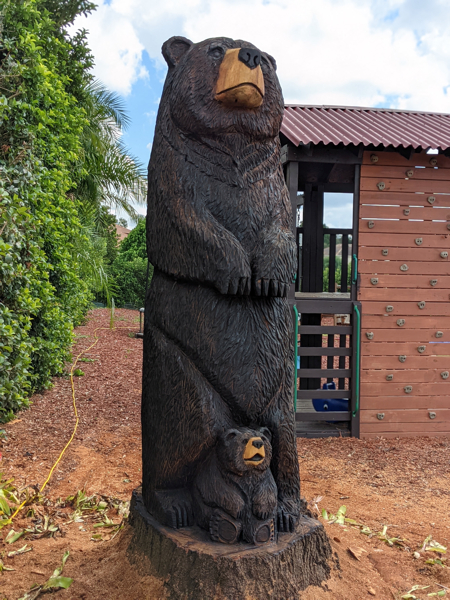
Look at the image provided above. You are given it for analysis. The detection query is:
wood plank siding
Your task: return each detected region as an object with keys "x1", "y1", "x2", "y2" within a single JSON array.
[{"x1": 358, "y1": 150, "x2": 450, "y2": 438}]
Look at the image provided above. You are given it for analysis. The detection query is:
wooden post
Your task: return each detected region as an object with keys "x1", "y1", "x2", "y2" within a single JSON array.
[{"x1": 286, "y1": 160, "x2": 299, "y2": 303}]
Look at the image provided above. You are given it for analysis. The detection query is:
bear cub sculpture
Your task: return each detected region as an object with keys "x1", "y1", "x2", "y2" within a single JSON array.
[
  {"x1": 192, "y1": 427, "x2": 277, "y2": 545},
  {"x1": 142, "y1": 34, "x2": 302, "y2": 543}
]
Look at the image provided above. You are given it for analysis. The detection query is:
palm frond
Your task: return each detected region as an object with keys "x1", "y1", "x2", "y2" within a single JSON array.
[
  {"x1": 84, "y1": 79, "x2": 131, "y2": 131},
  {"x1": 72, "y1": 77, "x2": 147, "y2": 225}
]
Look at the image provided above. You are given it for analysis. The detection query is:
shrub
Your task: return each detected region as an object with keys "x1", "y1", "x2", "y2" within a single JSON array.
[
  {"x1": 0, "y1": 0, "x2": 94, "y2": 420},
  {"x1": 110, "y1": 256, "x2": 151, "y2": 308},
  {"x1": 108, "y1": 218, "x2": 153, "y2": 308}
]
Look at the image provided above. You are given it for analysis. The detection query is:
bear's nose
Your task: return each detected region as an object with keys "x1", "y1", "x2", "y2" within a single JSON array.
[
  {"x1": 252, "y1": 439, "x2": 263, "y2": 449},
  {"x1": 238, "y1": 47, "x2": 261, "y2": 70}
]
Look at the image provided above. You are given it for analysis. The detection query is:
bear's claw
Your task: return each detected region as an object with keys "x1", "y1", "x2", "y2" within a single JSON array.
[
  {"x1": 224, "y1": 277, "x2": 251, "y2": 296},
  {"x1": 172, "y1": 500, "x2": 194, "y2": 528},
  {"x1": 253, "y1": 509, "x2": 270, "y2": 521},
  {"x1": 153, "y1": 489, "x2": 194, "y2": 529},
  {"x1": 252, "y1": 278, "x2": 288, "y2": 297},
  {"x1": 277, "y1": 499, "x2": 299, "y2": 533},
  {"x1": 277, "y1": 510, "x2": 295, "y2": 533}
]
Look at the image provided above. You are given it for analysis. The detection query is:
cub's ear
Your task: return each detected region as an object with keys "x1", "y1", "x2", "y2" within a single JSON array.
[
  {"x1": 259, "y1": 427, "x2": 272, "y2": 442},
  {"x1": 162, "y1": 36, "x2": 193, "y2": 68},
  {"x1": 224, "y1": 429, "x2": 239, "y2": 442}
]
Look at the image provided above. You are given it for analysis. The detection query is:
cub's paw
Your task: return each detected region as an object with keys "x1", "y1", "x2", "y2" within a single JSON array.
[
  {"x1": 253, "y1": 519, "x2": 275, "y2": 545},
  {"x1": 253, "y1": 508, "x2": 270, "y2": 521},
  {"x1": 252, "y1": 278, "x2": 288, "y2": 298},
  {"x1": 277, "y1": 499, "x2": 300, "y2": 533},
  {"x1": 209, "y1": 510, "x2": 242, "y2": 544},
  {"x1": 252, "y1": 501, "x2": 276, "y2": 522}
]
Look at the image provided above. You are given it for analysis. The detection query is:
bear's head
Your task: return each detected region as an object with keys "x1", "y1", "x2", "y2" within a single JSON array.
[
  {"x1": 160, "y1": 36, "x2": 283, "y2": 139},
  {"x1": 217, "y1": 426, "x2": 272, "y2": 476}
]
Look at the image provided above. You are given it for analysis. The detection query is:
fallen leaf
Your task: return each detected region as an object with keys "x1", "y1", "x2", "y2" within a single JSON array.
[
  {"x1": 0, "y1": 559, "x2": 15, "y2": 572},
  {"x1": 5, "y1": 528, "x2": 25, "y2": 544},
  {"x1": 401, "y1": 585, "x2": 430, "y2": 600},
  {"x1": 348, "y1": 547, "x2": 367, "y2": 561},
  {"x1": 422, "y1": 535, "x2": 447, "y2": 554},
  {"x1": 7, "y1": 544, "x2": 32, "y2": 557}
]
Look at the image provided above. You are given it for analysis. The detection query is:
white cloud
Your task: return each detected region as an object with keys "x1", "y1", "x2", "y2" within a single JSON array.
[
  {"x1": 324, "y1": 193, "x2": 354, "y2": 229},
  {"x1": 72, "y1": 0, "x2": 450, "y2": 112},
  {"x1": 70, "y1": 1, "x2": 148, "y2": 95}
]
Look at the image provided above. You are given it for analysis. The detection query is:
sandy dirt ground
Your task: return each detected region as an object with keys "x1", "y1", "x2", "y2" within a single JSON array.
[{"x1": 1, "y1": 308, "x2": 449, "y2": 600}]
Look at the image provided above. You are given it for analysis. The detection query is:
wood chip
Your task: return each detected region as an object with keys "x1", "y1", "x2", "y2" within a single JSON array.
[
  {"x1": 368, "y1": 589, "x2": 376, "y2": 597},
  {"x1": 30, "y1": 570, "x2": 45, "y2": 576},
  {"x1": 347, "y1": 547, "x2": 367, "y2": 561}
]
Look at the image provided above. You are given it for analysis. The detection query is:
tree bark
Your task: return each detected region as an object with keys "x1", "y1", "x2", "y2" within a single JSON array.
[{"x1": 128, "y1": 489, "x2": 331, "y2": 600}]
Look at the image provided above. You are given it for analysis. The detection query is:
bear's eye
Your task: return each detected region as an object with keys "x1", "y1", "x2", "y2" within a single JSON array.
[{"x1": 208, "y1": 45, "x2": 225, "y2": 60}]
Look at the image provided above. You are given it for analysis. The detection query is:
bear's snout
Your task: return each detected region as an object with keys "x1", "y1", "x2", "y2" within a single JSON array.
[
  {"x1": 243, "y1": 436, "x2": 266, "y2": 465},
  {"x1": 215, "y1": 48, "x2": 264, "y2": 109},
  {"x1": 238, "y1": 47, "x2": 261, "y2": 70}
]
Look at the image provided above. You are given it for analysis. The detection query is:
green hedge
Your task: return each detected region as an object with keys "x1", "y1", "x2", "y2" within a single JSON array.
[
  {"x1": 0, "y1": 0, "x2": 93, "y2": 421},
  {"x1": 109, "y1": 219, "x2": 153, "y2": 307},
  {"x1": 110, "y1": 256, "x2": 150, "y2": 308}
]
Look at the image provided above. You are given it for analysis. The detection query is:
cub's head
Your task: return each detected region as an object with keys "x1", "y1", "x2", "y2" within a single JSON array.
[
  {"x1": 159, "y1": 36, "x2": 283, "y2": 139},
  {"x1": 217, "y1": 426, "x2": 272, "y2": 476}
]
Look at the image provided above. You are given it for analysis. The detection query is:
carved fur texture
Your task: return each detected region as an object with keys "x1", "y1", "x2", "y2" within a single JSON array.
[{"x1": 142, "y1": 36, "x2": 301, "y2": 538}]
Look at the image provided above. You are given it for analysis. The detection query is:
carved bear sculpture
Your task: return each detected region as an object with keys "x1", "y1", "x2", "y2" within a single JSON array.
[
  {"x1": 142, "y1": 35, "x2": 301, "y2": 538},
  {"x1": 192, "y1": 427, "x2": 277, "y2": 545}
]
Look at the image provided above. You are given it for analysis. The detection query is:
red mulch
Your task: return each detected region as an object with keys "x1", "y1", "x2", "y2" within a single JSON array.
[{"x1": 0, "y1": 308, "x2": 449, "y2": 600}]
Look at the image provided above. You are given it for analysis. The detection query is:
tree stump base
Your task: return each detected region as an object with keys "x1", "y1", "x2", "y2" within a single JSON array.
[{"x1": 128, "y1": 488, "x2": 331, "y2": 600}]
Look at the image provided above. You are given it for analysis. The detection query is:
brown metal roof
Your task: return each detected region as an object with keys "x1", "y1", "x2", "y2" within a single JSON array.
[{"x1": 281, "y1": 105, "x2": 450, "y2": 151}]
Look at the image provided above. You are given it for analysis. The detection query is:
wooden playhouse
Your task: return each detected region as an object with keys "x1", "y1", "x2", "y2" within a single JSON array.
[{"x1": 281, "y1": 105, "x2": 450, "y2": 439}]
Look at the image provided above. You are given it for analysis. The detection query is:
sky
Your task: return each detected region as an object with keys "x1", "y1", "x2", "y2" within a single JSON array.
[{"x1": 71, "y1": 0, "x2": 450, "y2": 226}]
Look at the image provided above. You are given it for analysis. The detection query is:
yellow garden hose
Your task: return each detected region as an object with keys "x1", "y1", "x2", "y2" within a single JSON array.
[{"x1": 6, "y1": 323, "x2": 136, "y2": 525}]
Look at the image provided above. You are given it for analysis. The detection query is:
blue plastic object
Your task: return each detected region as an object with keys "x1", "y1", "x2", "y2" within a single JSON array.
[{"x1": 312, "y1": 382, "x2": 349, "y2": 412}]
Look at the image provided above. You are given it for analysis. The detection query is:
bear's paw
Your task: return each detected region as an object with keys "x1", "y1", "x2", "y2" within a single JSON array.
[
  {"x1": 277, "y1": 498, "x2": 300, "y2": 533},
  {"x1": 209, "y1": 510, "x2": 242, "y2": 544}
]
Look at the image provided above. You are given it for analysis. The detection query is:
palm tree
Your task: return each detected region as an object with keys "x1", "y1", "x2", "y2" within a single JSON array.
[
  {"x1": 73, "y1": 79, "x2": 147, "y2": 228},
  {"x1": 70, "y1": 79, "x2": 147, "y2": 303}
]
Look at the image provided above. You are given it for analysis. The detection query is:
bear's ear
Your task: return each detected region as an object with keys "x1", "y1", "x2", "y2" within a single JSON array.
[
  {"x1": 265, "y1": 53, "x2": 277, "y2": 71},
  {"x1": 225, "y1": 429, "x2": 239, "y2": 442},
  {"x1": 259, "y1": 427, "x2": 272, "y2": 442},
  {"x1": 162, "y1": 36, "x2": 193, "y2": 68}
]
